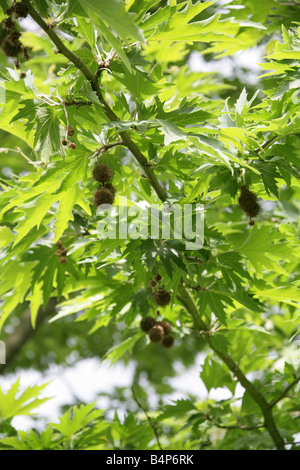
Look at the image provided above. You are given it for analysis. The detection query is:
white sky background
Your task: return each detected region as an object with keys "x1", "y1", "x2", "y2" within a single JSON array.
[
  {"x1": 0, "y1": 6, "x2": 267, "y2": 433},
  {"x1": 2, "y1": 353, "x2": 244, "y2": 431}
]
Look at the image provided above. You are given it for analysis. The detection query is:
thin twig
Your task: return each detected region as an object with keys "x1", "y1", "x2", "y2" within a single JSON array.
[
  {"x1": 208, "y1": 417, "x2": 264, "y2": 431},
  {"x1": 61, "y1": 100, "x2": 69, "y2": 140},
  {"x1": 268, "y1": 376, "x2": 300, "y2": 409},
  {"x1": 131, "y1": 386, "x2": 163, "y2": 450},
  {"x1": 0, "y1": 147, "x2": 39, "y2": 166}
]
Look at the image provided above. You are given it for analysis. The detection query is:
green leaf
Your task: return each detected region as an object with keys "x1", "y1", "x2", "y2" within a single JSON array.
[
  {"x1": 77, "y1": 0, "x2": 144, "y2": 43},
  {"x1": 159, "y1": 399, "x2": 197, "y2": 420},
  {"x1": 103, "y1": 332, "x2": 143, "y2": 365},
  {"x1": 13, "y1": 193, "x2": 58, "y2": 246},
  {"x1": 50, "y1": 403, "x2": 103, "y2": 439},
  {"x1": 0, "y1": 379, "x2": 51, "y2": 421},
  {"x1": 34, "y1": 107, "x2": 64, "y2": 163},
  {"x1": 236, "y1": 225, "x2": 297, "y2": 276},
  {"x1": 201, "y1": 355, "x2": 234, "y2": 393}
]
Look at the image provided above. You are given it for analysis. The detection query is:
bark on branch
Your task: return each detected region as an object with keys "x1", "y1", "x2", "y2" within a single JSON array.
[{"x1": 0, "y1": 297, "x2": 57, "y2": 374}]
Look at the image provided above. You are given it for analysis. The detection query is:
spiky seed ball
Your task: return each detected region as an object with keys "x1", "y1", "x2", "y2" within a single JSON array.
[
  {"x1": 61, "y1": 139, "x2": 68, "y2": 146},
  {"x1": 2, "y1": 39, "x2": 22, "y2": 57},
  {"x1": 8, "y1": 29, "x2": 21, "y2": 44},
  {"x1": 68, "y1": 142, "x2": 77, "y2": 149},
  {"x1": 92, "y1": 163, "x2": 113, "y2": 183},
  {"x1": 5, "y1": 7, "x2": 14, "y2": 16},
  {"x1": 13, "y1": 2, "x2": 29, "y2": 18},
  {"x1": 153, "y1": 288, "x2": 171, "y2": 307},
  {"x1": 56, "y1": 248, "x2": 64, "y2": 256},
  {"x1": 56, "y1": 239, "x2": 62, "y2": 247},
  {"x1": 162, "y1": 334, "x2": 174, "y2": 348},
  {"x1": 148, "y1": 325, "x2": 165, "y2": 343},
  {"x1": 249, "y1": 220, "x2": 255, "y2": 226},
  {"x1": 93, "y1": 187, "x2": 115, "y2": 207},
  {"x1": 140, "y1": 316, "x2": 156, "y2": 332},
  {"x1": 157, "y1": 320, "x2": 172, "y2": 335},
  {"x1": 149, "y1": 280, "x2": 157, "y2": 288},
  {"x1": 247, "y1": 202, "x2": 260, "y2": 218},
  {"x1": 239, "y1": 186, "x2": 257, "y2": 212},
  {"x1": 1, "y1": 32, "x2": 23, "y2": 57},
  {"x1": 20, "y1": 71, "x2": 26, "y2": 79},
  {"x1": 67, "y1": 126, "x2": 75, "y2": 136},
  {"x1": 59, "y1": 256, "x2": 67, "y2": 264},
  {"x1": 3, "y1": 18, "x2": 15, "y2": 30},
  {"x1": 103, "y1": 183, "x2": 116, "y2": 197},
  {"x1": 154, "y1": 273, "x2": 162, "y2": 282}
]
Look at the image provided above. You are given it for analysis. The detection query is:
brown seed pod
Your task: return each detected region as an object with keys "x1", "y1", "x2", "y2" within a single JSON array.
[
  {"x1": 246, "y1": 202, "x2": 260, "y2": 218},
  {"x1": 149, "y1": 280, "x2": 157, "y2": 288},
  {"x1": 148, "y1": 325, "x2": 165, "y2": 343},
  {"x1": 61, "y1": 139, "x2": 68, "y2": 146},
  {"x1": 5, "y1": 7, "x2": 14, "y2": 16},
  {"x1": 153, "y1": 288, "x2": 171, "y2": 307},
  {"x1": 239, "y1": 186, "x2": 260, "y2": 214},
  {"x1": 1, "y1": 31, "x2": 23, "y2": 57},
  {"x1": 8, "y1": 29, "x2": 21, "y2": 44},
  {"x1": 55, "y1": 239, "x2": 62, "y2": 247},
  {"x1": 93, "y1": 187, "x2": 115, "y2": 207},
  {"x1": 3, "y1": 18, "x2": 15, "y2": 30},
  {"x1": 162, "y1": 334, "x2": 174, "y2": 348},
  {"x1": 20, "y1": 71, "x2": 26, "y2": 79},
  {"x1": 154, "y1": 273, "x2": 162, "y2": 282},
  {"x1": 68, "y1": 142, "x2": 77, "y2": 149},
  {"x1": 59, "y1": 256, "x2": 67, "y2": 265},
  {"x1": 249, "y1": 219, "x2": 255, "y2": 226},
  {"x1": 13, "y1": 1, "x2": 29, "y2": 19},
  {"x1": 103, "y1": 183, "x2": 116, "y2": 197},
  {"x1": 140, "y1": 316, "x2": 156, "y2": 332},
  {"x1": 14, "y1": 59, "x2": 20, "y2": 69},
  {"x1": 67, "y1": 125, "x2": 75, "y2": 136},
  {"x1": 57, "y1": 247, "x2": 68, "y2": 256},
  {"x1": 92, "y1": 163, "x2": 113, "y2": 184},
  {"x1": 157, "y1": 320, "x2": 172, "y2": 335}
]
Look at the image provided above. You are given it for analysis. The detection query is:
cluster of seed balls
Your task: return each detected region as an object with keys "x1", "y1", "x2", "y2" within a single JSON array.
[
  {"x1": 238, "y1": 185, "x2": 261, "y2": 226},
  {"x1": 149, "y1": 273, "x2": 172, "y2": 308},
  {"x1": 55, "y1": 239, "x2": 68, "y2": 265},
  {"x1": 92, "y1": 163, "x2": 116, "y2": 207},
  {"x1": 1, "y1": 1, "x2": 29, "y2": 76},
  {"x1": 140, "y1": 315, "x2": 174, "y2": 348},
  {"x1": 61, "y1": 126, "x2": 77, "y2": 150}
]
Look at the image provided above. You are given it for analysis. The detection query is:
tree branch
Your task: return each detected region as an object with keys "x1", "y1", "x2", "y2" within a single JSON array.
[
  {"x1": 0, "y1": 297, "x2": 57, "y2": 374},
  {"x1": 23, "y1": 0, "x2": 168, "y2": 203},
  {"x1": 177, "y1": 281, "x2": 285, "y2": 450}
]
